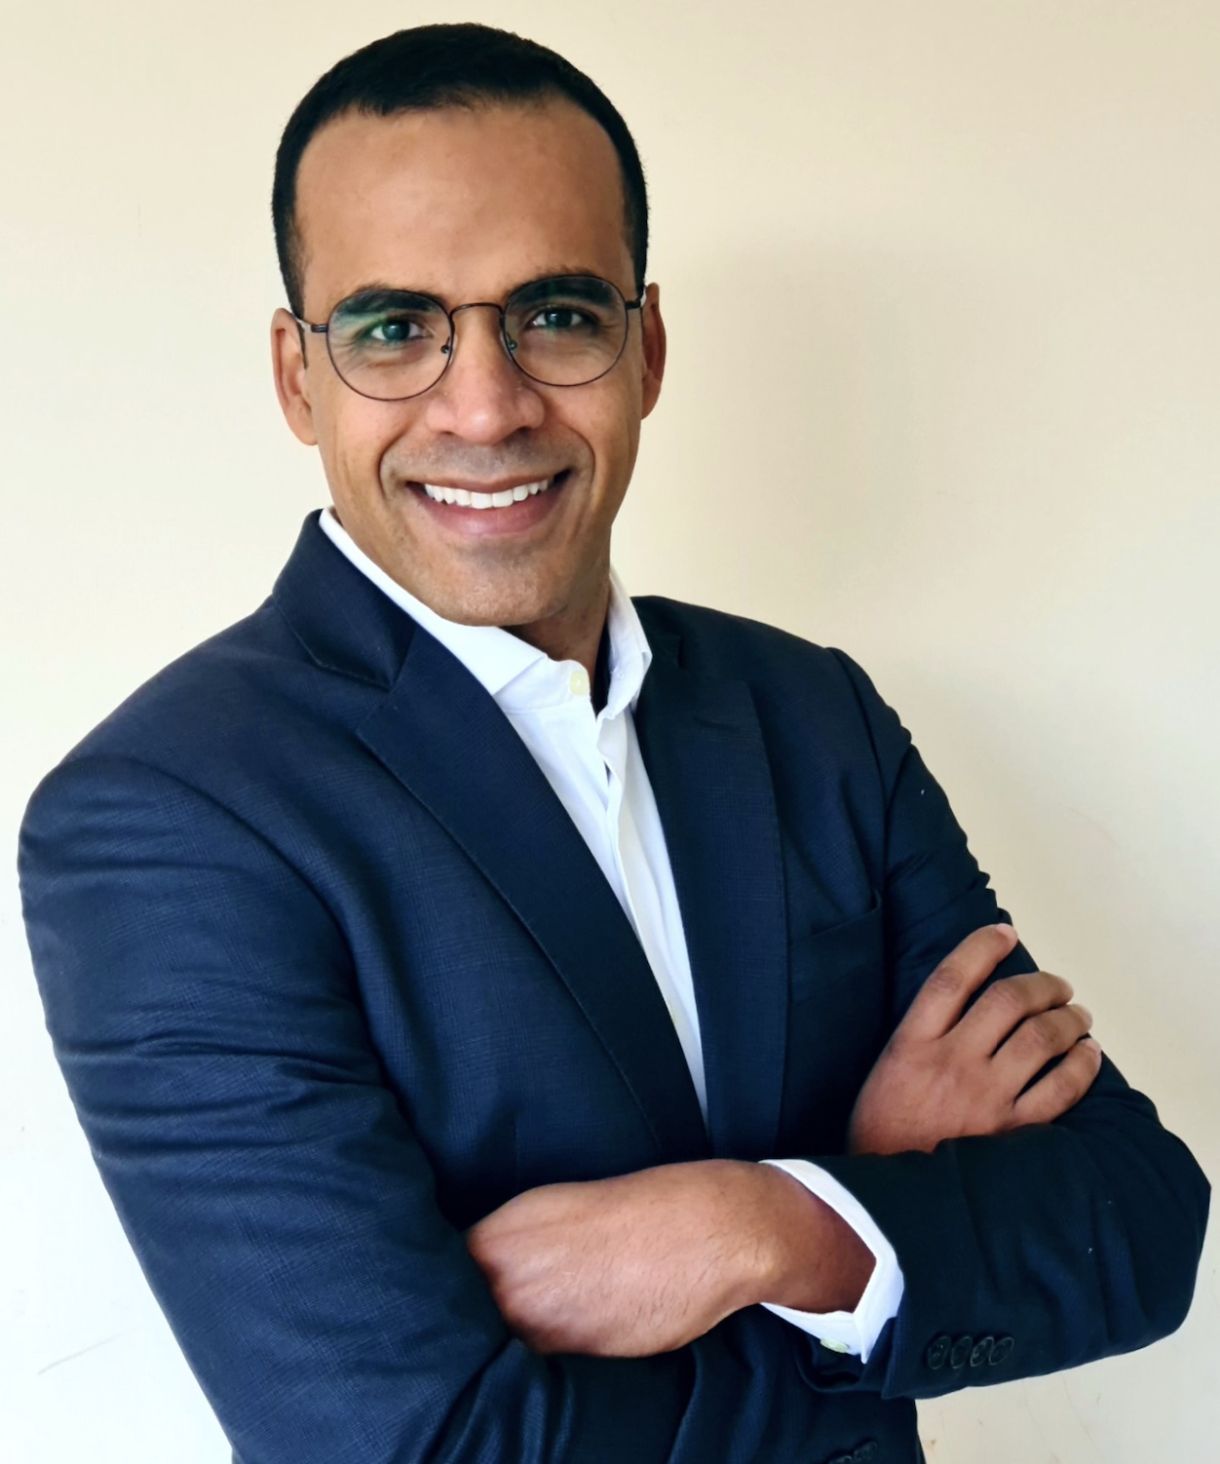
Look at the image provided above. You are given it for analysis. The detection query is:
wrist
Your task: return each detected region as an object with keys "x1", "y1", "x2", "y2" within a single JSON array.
[{"x1": 748, "y1": 1163, "x2": 875, "y2": 1314}]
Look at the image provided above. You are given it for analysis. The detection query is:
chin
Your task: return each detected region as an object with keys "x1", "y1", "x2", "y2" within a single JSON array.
[{"x1": 426, "y1": 583, "x2": 564, "y2": 631}]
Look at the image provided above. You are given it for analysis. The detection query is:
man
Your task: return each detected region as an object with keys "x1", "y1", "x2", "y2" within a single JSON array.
[{"x1": 19, "y1": 22, "x2": 1207, "y2": 1464}]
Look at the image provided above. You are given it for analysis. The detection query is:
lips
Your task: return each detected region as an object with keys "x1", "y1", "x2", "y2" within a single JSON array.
[{"x1": 419, "y1": 476, "x2": 554, "y2": 510}]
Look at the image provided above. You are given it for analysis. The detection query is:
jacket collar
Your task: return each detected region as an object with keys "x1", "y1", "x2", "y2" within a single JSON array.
[
  {"x1": 272, "y1": 511, "x2": 418, "y2": 689},
  {"x1": 316, "y1": 506, "x2": 653, "y2": 717}
]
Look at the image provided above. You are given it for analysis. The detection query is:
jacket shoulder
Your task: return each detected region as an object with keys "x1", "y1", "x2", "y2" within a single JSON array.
[
  {"x1": 21, "y1": 589, "x2": 385, "y2": 850},
  {"x1": 633, "y1": 593, "x2": 828, "y2": 662},
  {"x1": 634, "y1": 594, "x2": 878, "y2": 703},
  {"x1": 51, "y1": 600, "x2": 306, "y2": 768},
  {"x1": 633, "y1": 594, "x2": 911, "y2": 789}
]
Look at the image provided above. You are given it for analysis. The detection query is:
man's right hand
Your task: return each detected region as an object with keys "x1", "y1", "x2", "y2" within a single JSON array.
[{"x1": 847, "y1": 924, "x2": 1103, "y2": 1157}]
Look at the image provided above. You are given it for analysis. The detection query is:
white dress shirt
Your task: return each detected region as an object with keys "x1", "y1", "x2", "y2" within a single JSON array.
[{"x1": 319, "y1": 507, "x2": 903, "y2": 1359}]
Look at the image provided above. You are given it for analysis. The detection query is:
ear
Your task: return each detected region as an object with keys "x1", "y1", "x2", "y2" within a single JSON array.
[
  {"x1": 271, "y1": 307, "x2": 318, "y2": 446},
  {"x1": 639, "y1": 282, "x2": 667, "y2": 419}
]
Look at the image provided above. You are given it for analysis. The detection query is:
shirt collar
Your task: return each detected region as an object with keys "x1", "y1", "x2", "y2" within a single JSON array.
[{"x1": 318, "y1": 507, "x2": 652, "y2": 715}]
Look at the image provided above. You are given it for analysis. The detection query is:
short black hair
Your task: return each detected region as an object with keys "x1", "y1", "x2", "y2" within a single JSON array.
[{"x1": 272, "y1": 22, "x2": 648, "y2": 318}]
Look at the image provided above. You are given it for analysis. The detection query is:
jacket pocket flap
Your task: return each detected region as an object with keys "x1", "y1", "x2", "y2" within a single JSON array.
[{"x1": 789, "y1": 894, "x2": 884, "y2": 1003}]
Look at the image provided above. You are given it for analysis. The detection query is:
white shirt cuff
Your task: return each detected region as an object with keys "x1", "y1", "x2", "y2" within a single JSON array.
[{"x1": 758, "y1": 1158, "x2": 904, "y2": 1362}]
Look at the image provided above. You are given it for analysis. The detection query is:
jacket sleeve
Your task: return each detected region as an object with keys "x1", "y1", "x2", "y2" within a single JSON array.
[
  {"x1": 802, "y1": 651, "x2": 1210, "y2": 1401},
  {"x1": 18, "y1": 754, "x2": 835, "y2": 1464}
]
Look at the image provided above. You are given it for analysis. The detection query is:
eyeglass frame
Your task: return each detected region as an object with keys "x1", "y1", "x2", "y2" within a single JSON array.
[{"x1": 292, "y1": 273, "x2": 649, "y2": 403}]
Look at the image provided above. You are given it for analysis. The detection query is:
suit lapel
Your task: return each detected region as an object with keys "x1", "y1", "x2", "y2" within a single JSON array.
[
  {"x1": 275, "y1": 516, "x2": 779, "y2": 1163},
  {"x1": 358, "y1": 628, "x2": 711, "y2": 1164},
  {"x1": 634, "y1": 628, "x2": 789, "y2": 1160}
]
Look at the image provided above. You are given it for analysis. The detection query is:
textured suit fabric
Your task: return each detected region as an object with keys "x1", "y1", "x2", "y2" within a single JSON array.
[{"x1": 19, "y1": 513, "x2": 1208, "y2": 1464}]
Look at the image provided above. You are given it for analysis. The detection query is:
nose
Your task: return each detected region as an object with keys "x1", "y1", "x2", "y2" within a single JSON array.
[{"x1": 422, "y1": 303, "x2": 546, "y2": 443}]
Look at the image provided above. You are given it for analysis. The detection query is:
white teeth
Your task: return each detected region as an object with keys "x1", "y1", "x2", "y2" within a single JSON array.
[{"x1": 420, "y1": 477, "x2": 554, "y2": 508}]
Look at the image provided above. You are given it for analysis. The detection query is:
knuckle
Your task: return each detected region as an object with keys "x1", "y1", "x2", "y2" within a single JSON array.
[
  {"x1": 1070, "y1": 1036, "x2": 1104, "y2": 1076},
  {"x1": 1045, "y1": 1073, "x2": 1085, "y2": 1116},
  {"x1": 1005, "y1": 1009, "x2": 1069, "y2": 1063},
  {"x1": 1023, "y1": 1015, "x2": 1059, "y2": 1055},
  {"x1": 1050, "y1": 1045, "x2": 1095, "y2": 1100},
  {"x1": 925, "y1": 961, "x2": 967, "y2": 1001},
  {"x1": 983, "y1": 977, "x2": 1028, "y2": 1021},
  {"x1": 1046, "y1": 1055, "x2": 1080, "y2": 1096}
]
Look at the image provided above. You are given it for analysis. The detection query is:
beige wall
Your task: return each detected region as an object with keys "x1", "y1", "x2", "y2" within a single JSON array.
[{"x1": 2, "y1": 3, "x2": 1215, "y2": 1459}]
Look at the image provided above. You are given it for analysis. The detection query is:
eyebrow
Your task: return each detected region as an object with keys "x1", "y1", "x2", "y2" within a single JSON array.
[
  {"x1": 511, "y1": 275, "x2": 618, "y2": 304},
  {"x1": 330, "y1": 286, "x2": 441, "y2": 316},
  {"x1": 523, "y1": 265, "x2": 618, "y2": 289},
  {"x1": 328, "y1": 267, "x2": 626, "y2": 315}
]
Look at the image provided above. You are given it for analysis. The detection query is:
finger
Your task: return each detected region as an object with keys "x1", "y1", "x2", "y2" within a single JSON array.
[
  {"x1": 956, "y1": 969, "x2": 1075, "y2": 1053},
  {"x1": 991, "y1": 1002, "x2": 1094, "y2": 1089},
  {"x1": 899, "y1": 924, "x2": 1021, "y2": 1042},
  {"x1": 1009, "y1": 1036, "x2": 1104, "y2": 1127}
]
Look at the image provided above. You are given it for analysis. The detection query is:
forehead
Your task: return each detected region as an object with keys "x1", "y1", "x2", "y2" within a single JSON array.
[{"x1": 294, "y1": 100, "x2": 633, "y2": 315}]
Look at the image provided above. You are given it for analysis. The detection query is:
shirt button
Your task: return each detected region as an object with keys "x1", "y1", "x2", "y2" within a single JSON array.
[{"x1": 568, "y1": 667, "x2": 590, "y2": 698}]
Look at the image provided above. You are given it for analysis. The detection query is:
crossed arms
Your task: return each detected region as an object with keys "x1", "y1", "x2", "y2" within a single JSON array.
[
  {"x1": 18, "y1": 654, "x2": 1209, "y2": 1463},
  {"x1": 468, "y1": 923, "x2": 1102, "y2": 1356}
]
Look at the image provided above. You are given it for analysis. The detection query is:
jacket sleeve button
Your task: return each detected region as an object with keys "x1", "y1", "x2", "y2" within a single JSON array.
[
  {"x1": 969, "y1": 1335, "x2": 995, "y2": 1367},
  {"x1": 990, "y1": 1336, "x2": 1015, "y2": 1365},
  {"x1": 852, "y1": 1444, "x2": 880, "y2": 1462},
  {"x1": 949, "y1": 1334, "x2": 973, "y2": 1369},
  {"x1": 925, "y1": 1335, "x2": 951, "y2": 1369}
]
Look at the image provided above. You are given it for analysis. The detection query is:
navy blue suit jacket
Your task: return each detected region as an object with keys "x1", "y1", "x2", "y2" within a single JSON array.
[{"x1": 20, "y1": 514, "x2": 1208, "y2": 1464}]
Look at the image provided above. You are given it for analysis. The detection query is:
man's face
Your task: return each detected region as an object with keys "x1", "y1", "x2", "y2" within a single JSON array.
[{"x1": 272, "y1": 99, "x2": 665, "y2": 645}]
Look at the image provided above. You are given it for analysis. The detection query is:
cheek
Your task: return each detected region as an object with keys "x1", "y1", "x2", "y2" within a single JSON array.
[
  {"x1": 316, "y1": 397, "x2": 408, "y2": 500},
  {"x1": 597, "y1": 414, "x2": 640, "y2": 508},
  {"x1": 573, "y1": 389, "x2": 640, "y2": 495}
]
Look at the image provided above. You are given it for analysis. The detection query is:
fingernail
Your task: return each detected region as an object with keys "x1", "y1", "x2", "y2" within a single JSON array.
[{"x1": 993, "y1": 922, "x2": 1016, "y2": 938}]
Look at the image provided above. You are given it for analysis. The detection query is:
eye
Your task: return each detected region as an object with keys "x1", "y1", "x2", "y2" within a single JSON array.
[
  {"x1": 330, "y1": 297, "x2": 445, "y2": 355},
  {"x1": 526, "y1": 305, "x2": 598, "y2": 333},
  {"x1": 364, "y1": 314, "x2": 427, "y2": 345}
]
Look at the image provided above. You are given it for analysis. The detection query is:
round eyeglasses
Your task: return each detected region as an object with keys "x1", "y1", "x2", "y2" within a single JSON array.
[{"x1": 294, "y1": 274, "x2": 646, "y2": 402}]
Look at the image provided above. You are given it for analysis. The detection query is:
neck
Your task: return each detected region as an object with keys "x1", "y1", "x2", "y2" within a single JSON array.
[{"x1": 508, "y1": 577, "x2": 611, "y2": 684}]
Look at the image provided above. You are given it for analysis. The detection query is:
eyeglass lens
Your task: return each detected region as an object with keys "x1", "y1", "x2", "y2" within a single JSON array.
[{"x1": 324, "y1": 276, "x2": 631, "y2": 401}]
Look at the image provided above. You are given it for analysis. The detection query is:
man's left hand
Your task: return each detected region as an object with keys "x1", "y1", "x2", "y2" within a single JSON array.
[{"x1": 466, "y1": 1159, "x2": 873, "y2": 1356}]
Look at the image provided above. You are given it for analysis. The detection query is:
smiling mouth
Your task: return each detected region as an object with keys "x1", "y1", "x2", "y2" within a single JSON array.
[{"x1": 413, "y1": 472, "x2": 567, "y2": 510}]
